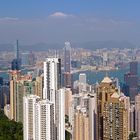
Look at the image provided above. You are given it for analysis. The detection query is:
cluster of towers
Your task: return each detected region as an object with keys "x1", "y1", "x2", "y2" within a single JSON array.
[{"x1": 4, "y1": 41, "x2": 140, "y2": 140}]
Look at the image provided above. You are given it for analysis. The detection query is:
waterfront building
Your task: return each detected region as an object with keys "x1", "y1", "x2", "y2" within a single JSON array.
[
  {"x1": 130, "y1": 61, "x2": 138, "y2": 75},
  {"x1": 28, "y1": 51, "x2": 35, "y2": 66},
  {"x1": 21, "y1": 52, "x2": 30, "y2": 66},
  {"x1": 124, "y1": 61, "x2": 138, "y2": 102}
]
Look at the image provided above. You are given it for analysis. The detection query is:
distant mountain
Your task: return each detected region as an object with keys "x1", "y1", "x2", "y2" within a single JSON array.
[
  {"x1": 73, "y1": 41, "x2": 136, "y2": 50},
  {"x1": 0, "y1": 41, "x2": 136, "y2": 51}
]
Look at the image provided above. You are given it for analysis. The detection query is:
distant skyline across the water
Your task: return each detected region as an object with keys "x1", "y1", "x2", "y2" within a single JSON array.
[{"x1": 0, "y1": 1, "x2": 140, "y2": 45}]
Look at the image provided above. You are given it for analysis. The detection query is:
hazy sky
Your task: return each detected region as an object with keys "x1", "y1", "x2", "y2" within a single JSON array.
[{"x1": 0, "y1": 0, "x2": 140, "y2": 45}]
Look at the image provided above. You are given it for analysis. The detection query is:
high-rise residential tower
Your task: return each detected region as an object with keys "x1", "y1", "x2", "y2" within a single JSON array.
[
  {"x1": 56, "y1": 88, "x2": 65, "y2": 140},
  {"x1": 35, "y1": 99, "x2": 55, "y2": 140},
  {"x1": 23, "y1": 95, "x2": 55, "y2": 140},
  {"x1": 43, "y1": 58, "x2": 61, "y2": 100},
  {"x1": 23, "y1": 95, "x2": 40, "y2": 140},
  {"x1": 74, "y1": 106, "x2": 89, "y2": 140},
  {"x1": 96, "y1": 76, "x2": 130, "y2": 140},
  {"x1": 43, "y1": 58, "x2": 61, "y2": 140}
]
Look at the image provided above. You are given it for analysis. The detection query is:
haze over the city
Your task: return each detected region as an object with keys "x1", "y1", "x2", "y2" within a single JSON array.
[{"x1": 0, "y1": 0, "x2": 140, "y2": 45}]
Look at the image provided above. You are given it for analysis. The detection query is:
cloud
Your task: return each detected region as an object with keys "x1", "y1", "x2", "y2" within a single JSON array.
[
  {"x1": 0, "y1": 17, "x2": 19, "y2": 21},
  {"x1": 49, "y1": 12, "x2": 74, "y2": 18}
]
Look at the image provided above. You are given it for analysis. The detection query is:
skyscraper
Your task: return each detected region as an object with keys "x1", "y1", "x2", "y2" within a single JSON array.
[
  {"x1": 21, "y1": 52, "x2": 30, "y2": 66},
  {"x1": 79, "y1": 73, "x2": 87, "y2": 93},
  {"x1": 124, "y1": 61, "x2": 138, "y2": 102},
  {"x1": 63, "y1": 42, "x2": 72, "y2": 88},
  {"x1": 15, "y1": 40, "x2": 19, "y2": 60},
  {"x1": 43, "y1": 58, "x2": 61, "y2": 100},
  {"x1": 130, "y1": 61, "x2": 138, "y2": 75},
  {"x1": 43, "y1": 58, "x2": 61, "y2": 140},
  {"x1": 96, "y1": 76, "x2": 129, "y2": 140},
  {"x1": 64, "y1": 42, "x2": 71, "y2": 73},
  {"x1": 88, "y1": 94, "x2": 96, "y2": 140},
  {"x1": 74, "y1": 106, "x2": 89, "y2": 140},
  {"x1": 35, "y1": 99, "x2": 55, "y2": 140},
  {"x1": 23, "y1": 95, "x2": 55, "y2": 140},
  {"x1": 63, "y1": 72, "x2": 72, "y2": 88},
  {"x1": 56, "y1": 88, "x2": 65, "y2": 140},
  {"x1": 23, "y1": 95, "x2": 40, "y2": 140},
  {"x1": 11, "y1": 40, "x2": 21, "y2": 70}
]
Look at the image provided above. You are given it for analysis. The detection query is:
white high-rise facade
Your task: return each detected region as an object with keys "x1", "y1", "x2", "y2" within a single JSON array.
[
  {"x1": 56, "y1": 88, "x2": 65, "y2": 140},
  {"x1": 89, "y1": 94, "x2": 96, "y2": 140},
  {"x1": 35, "y1": 100, "x2": 54, "y2": 140},
  {"x1": 43, "y1": 58, "x2": 61, "y2": 100},
  {"x1": 43, "y1": 58, "x2": 61, "y2": 123},
  {"x1": 23, "y1": 95, "x2": 40, "y2": 140},
  {"x1": 79, "y1": 73, "x2": 87, "y2": 93},
  {"x1": 23, "y1": 95, "x2": 55, "y2": 140},
  {"x1": 43, "y1": 58, "x2": 62, "y2": 140}
]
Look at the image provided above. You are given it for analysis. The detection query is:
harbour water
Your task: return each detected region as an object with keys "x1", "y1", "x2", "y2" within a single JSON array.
[
  {"x1": 73, "y1": 64, "x2": 140, "y2": 84},
  {"x1": 1, "y1": 64, "x2": 140, "y2": 85}
]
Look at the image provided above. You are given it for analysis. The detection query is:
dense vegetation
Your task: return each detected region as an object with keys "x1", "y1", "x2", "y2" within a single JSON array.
[
  {"x1": 65, "y1": 130, "x2": 71, "y2": 140},
  {"x1": 129, "y1": 131, "x2": 137, "y2": 140},
  {"x1": 0, "y1": 110, "x2": 23, "y2": 140}
]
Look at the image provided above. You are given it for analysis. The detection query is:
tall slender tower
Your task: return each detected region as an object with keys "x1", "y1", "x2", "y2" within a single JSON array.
[
  {"x1": 64, "y1": 42, "x2": 71, "y2": 73},
  {"x1": 56, "y1": 88, "x2": 65, "y2": 140},
  {"x1": 23, "y1": 95, "x2": 40, "y2": 140},
  {"x1": 15, "y1": 40, "x2": 19, "y2": 60},
  {"x1": 63, "y1": 42, "x2": 72, "y2": 88},
  {"x1": 11, "y1": 40, "x2": 21, "y2": 71},
  {"x1": 79, "y1": 73, "x2": 87, "y2": 93},
  {"x1": 43, "y1": 57, "x2": 61, "y2": 136},
  {"x1": 43, "y1": 58, "x2": 61, "y2": 100}
]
